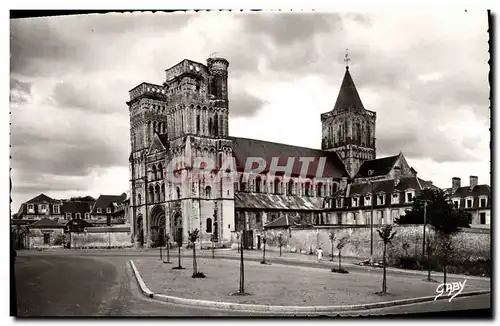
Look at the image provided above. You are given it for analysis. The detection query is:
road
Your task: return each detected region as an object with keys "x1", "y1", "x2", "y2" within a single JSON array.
[{"x1": 13, "y1": 251, "x2": 492, "y2": 317}]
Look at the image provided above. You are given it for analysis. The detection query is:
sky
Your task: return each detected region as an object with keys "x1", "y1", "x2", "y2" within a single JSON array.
[{"x1": 9, "y1": 10, "x2": 490, "y2": 213}]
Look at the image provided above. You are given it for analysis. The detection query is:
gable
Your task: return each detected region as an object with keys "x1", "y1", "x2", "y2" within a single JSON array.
[{"x1": 147, "y1": 134, "x2": 167, "y2": 155}]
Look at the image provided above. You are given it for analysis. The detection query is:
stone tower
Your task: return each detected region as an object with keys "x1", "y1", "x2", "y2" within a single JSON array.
[
  {"x1": 127, "y1": 56, "x2": 235, "y2": 248},
  {"x1": 320, "y1": 63, "x2": 376, "y2": 178}
]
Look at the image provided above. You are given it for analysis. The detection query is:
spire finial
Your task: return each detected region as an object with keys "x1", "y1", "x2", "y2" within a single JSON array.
[{"x1": 344, "y1": 48, "x2": 351, "y2": 69}]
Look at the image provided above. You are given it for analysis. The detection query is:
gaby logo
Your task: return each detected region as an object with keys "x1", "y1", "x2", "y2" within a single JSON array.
[{"x1": 434, "y1": 279, "x2": 467, "y2": 302}]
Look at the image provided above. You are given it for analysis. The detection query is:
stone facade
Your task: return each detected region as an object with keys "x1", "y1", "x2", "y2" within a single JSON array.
[{"x1": 128, "y1": 57, "x2": 235, "y2": 248}]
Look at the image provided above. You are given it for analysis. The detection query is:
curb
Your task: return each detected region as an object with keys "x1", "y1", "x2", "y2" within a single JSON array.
[
  {"x1": 129, "y1": 260, "x2": 490, "y2": 313},
  {"x1": 129, "y1": 260, "x2": 154, "y2": 298}
]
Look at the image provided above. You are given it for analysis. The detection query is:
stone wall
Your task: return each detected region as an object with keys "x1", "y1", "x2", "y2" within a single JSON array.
[
  {"x1": 237, "y1": 225, "x2": 491, "y2": 262},
  {"x1": 69, "y1": 231, "x2": 133, "y2": 249},
  {"x1": 28, "y1": 229, "x2": 65, "y2": 248}
]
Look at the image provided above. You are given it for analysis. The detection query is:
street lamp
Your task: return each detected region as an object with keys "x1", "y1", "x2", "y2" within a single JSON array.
[
  {"x1": 278, "y1": 232, "x2": 283, "y2": 257},
  {"x1": 368, "y1": 170, "x2": 375, "y2": 261},
  {"x1": 420, "y1": 199, "x2": 431, "y2": 257}
]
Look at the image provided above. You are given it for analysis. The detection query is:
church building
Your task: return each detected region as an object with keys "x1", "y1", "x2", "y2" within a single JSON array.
[{"x1": 127, "y1": 54, "x2": 436, "y2": 249}]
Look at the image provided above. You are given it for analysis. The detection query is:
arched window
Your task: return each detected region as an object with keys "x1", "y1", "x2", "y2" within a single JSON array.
[
  {"x1": 151, "y1": 165, "x2": 157, "y2": 181},
  {"x1": 255, "y1": 176, "x2": 261, "y2": 193},
  {"x1": 196, "y1": 115, "x2": 200, "y2": 133},
  {"x1": 332, "y1": 182, "x2": 338, "y2": 194},
  {"x1": 158, "y1": 163, "x2": 163, "y2": 179},
  {"x1": 155, "y1": 184, "x2": 160, "y2": 203},
  {"x1": 240, "y1": 174, "x2": 247, "y2": 192},
  {"x1": 256, "y1": 212, "x2": 261, "y2": 225},
  {"x1": 305, "y1": 182, "x2": 311, "y2": 197},
  {"x1": 206, "y1": 218, "x2": 212, "y2": 233},
  {"x1": 148, "y1": 185, "x2": 154, "y2": 203},
  {"x1": 176, "y1": 187, "x2": 181, "y2": 199},
  {"x1": 317, "y1": 182, "x2": 323, "y2": 197},
  {"x1": 137, "y1": 193, "x2": 142, "y2": 205},
  {"x1": 208, "y1": 118, "x2": 213, "y2": 135},
  {"x1": 214, "y1": 113, "x2": 219, "y2": 136},
  {"x1": 161, "y1": 184, "x2": 165, "y2": 201},
  {"x1": 205, "y1": 186, "x2": 212, "y2": 198},
  {"x1": 161, "y1": 122, "x2": 166, "y2": 134},
  {"x1": 274, "y1": 178, "x2": 281, "y2": 195},
  {"x1": 287, "y1": 179, "x2": 294, "y2": 195}
]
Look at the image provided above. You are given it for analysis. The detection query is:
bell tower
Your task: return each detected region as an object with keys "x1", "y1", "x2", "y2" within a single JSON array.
[{"x1": 321, "y1": 49, "x2": 376, "y2": 178}]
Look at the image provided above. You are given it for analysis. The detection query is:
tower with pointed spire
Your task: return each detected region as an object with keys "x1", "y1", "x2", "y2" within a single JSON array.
[{"x1": 320, "y1": 50, "x2": 376, "y2": 178}]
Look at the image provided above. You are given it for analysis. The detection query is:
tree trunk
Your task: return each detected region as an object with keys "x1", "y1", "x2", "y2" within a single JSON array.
[
  {"x1": 192, "y1": 245, "x2": 197, "y2": 275},
  {"x1": 338, "y1": 250, "x2": 342, "y2": 270},
  {"x1": 166, "y1": 242, "x2": 170, "y2": 263},
  {"x1": 178, "y1": 245, "x2": 181, "y2": 268},
  {"x1": 443, "y1": 251, "x2": 447, "y2": 285},
  {"x1": 160, "y1": 245, "x2": 163, "y2": 261},
  {"x1": 279, "y1": 243, "x2": 282, "y2": 257},
  {"x1": 382, "y1": 243, "x2": 387, "y2": 294},
  {"x1": 239, "y1": 234, "x2": 244, "y2": 293},
  {"x1": 331, "y1": 242, "x2": 334, "y2": 261},
  {"x1": 263, "y1": 243, "x2": 266, "y2": 262},
  {"x1": 212, "y1": 241, "x2": 215, "y2": 259}
]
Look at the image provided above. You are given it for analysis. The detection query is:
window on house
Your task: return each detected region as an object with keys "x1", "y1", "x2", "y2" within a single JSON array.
[
  {"x1": 392, "y1": 193, "x2": 399, "y2": 204},
  {"x1": 378, "y1": 195, "x2": 384, "y2": 205},
  {"x1": 107, "y1": 208, "x2": 112, "y2": 214},
  {"x1": 378, "y1": 210, "x2": 384, "y2": 224},
  {"x1": 391, "y1": 209, "x2": 399, "y2": 220},
  {"x1": 365, "y1": 196, "x2": 371, "y2": 206},
  {"x1": 256, "y1": 213, "x2": 261, "y2": 225},
  {"x1": 53, "y1": 205, "x2": 60, "y2": 214},
  {"x1": 337, "y1": 199, "x2": 342, "y2": 208},
  {"x1": 66, "y1": 213, "x2": 72, "y2": 219},
  {"x1": 205, "y1": 186, "x2": 212, "y2": 198},
  {"x1": 352, "y1": 197, "x2": 359, "y2": 207},
  {"x1": 337, "y1": 212, "x2": 343, "y2": 225},
  {"x1": 76, "y1": 213, "x2": 81, "y2": 219},
  {"x1": 365, "y1": 212, "x2": 371, "y2": 224},
  {"x1": 43, "y1": 233, "x2": 50, "y2": 245},
  {"x1": 97, "y1": 208, "x2": 102, "y2": 214},
  {"x1": 467, "y1": 199, "x2": 472, "y2": 208},
  {"x1": 406, "y1": 192, "x2": 413, "y2": 202},
  {"x1": 353, "y1": 212, "x2": 357, "y2": 223},
  {"x1": 454, "y1": 201, "x2": 459, "y2": 209},
  {"x1": 27, "y1": 204, "x2": 34, "y2": 211},
  {"x1": 480, "y1": 213, "x2": 486, "y2": 224},
  {"x1": 85, "y1": 213, "x2": 90, "y2": 219},
  {"x1": 480, "y1": 198, "x2": 486, "y2": 208},
  {"x1": 206, "y1": 218, "x2": 212, "y2": 233},
  {"x1": 255, "y1": 177, "x2": 261, "y2": 193}
]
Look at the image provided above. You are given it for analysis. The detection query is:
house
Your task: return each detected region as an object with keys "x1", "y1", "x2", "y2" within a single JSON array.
[
  {"x1": 16, "y1": 193, "x2": 64, "y2": 221},
  {"x1": 27, "y1": 217, "x2": 65, "y2": 248},
  {"x1": 446, "y1": 176, "x2": 491, "y2": 227},
  {"x1": 62, "y1": 201, "x2": 94, "y2": 221},
  {"x1": 91, "y1": 193, "x2": 128, "y2": 225},
  {"x1": 112, "y1": 192, "x2": 130, "y2": 225}
]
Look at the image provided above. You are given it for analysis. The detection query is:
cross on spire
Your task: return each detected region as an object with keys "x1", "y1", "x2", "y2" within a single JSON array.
[{"x1": 344, "y1": 48, "x2": 351, "y2": 69}]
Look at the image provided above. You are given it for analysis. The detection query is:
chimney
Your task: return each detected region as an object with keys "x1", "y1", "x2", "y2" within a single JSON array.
[
  {"x1": 394, "y1": 166, "x2": 401, "y2": 186},
  {"x1": 452, "y1": 177, "x2": 461, "y2": 193},
  {"x1": 470, "y1": 175, "x2": 478, "y2": 188}
]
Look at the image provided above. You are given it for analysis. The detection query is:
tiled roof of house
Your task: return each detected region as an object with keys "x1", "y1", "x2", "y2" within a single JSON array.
[
  {"x1": 228, "y1": 136, "x2": 349, "y2": 179},
  {"x1": 348, "y1": 176, "x2": 436, "y2": 196},
  {"x1": 235, "y1": 192, "x2": 324, "y2": 210},
  {"x1": 30, "y1": 217, "x2": 64, "y2": 228},
  {"x1": 63, "y1": 201, "x2": 93, "y2": 214},
  {"x1": 333, "y1": 67, "x2": 366, "y2": 111},
  {"x1": 355, "y1": 155, "x2": 399, "y2": 178},
  {"x1": 25, "y1": 193, "x2": 59, "y2": 204},
  {"x1": 451, "y1": 185, "x2": 491, "y2": 198},
  {"x1": 92, "y1": 194, "x2": 127, "y2": 213}
]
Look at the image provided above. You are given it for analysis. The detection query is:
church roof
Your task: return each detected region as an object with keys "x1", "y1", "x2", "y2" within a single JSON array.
[
  {"x1": 264, "y1": 215, "x2": 290, "y2": 229},
  {"x1": 355, "y1": 155, "x2": 400, "y2": 178},
  {"x1": 235, "y1": 192, "x2": 324, "y2": 210},
  {"x1": 229, "y1": 137, "x2": 349, "y2": 179},
  {"x1": 333, "y1": 67, "x2": 365, "y2": 111}
]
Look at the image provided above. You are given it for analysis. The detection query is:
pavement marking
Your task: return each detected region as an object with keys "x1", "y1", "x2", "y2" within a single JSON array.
[{"x1": 129, "y1": 259, "x2": 490, "y2": 314}]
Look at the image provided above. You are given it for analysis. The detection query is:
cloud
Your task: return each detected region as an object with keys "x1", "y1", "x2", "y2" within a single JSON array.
[
  {"x1": 229, "y1": 89, "x2": 267, "y2": 117},
  {"x1": 10, "y1": 77, "x2": 32, "y2": 105}
]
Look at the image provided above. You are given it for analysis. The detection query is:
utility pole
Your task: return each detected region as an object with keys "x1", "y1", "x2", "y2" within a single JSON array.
[
  {"x1": 370, "y1": 179, "x2": 375, "y2": 260},
  {"x1": 422, "y1": 200, "x2": 429, "y2": 257}
]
